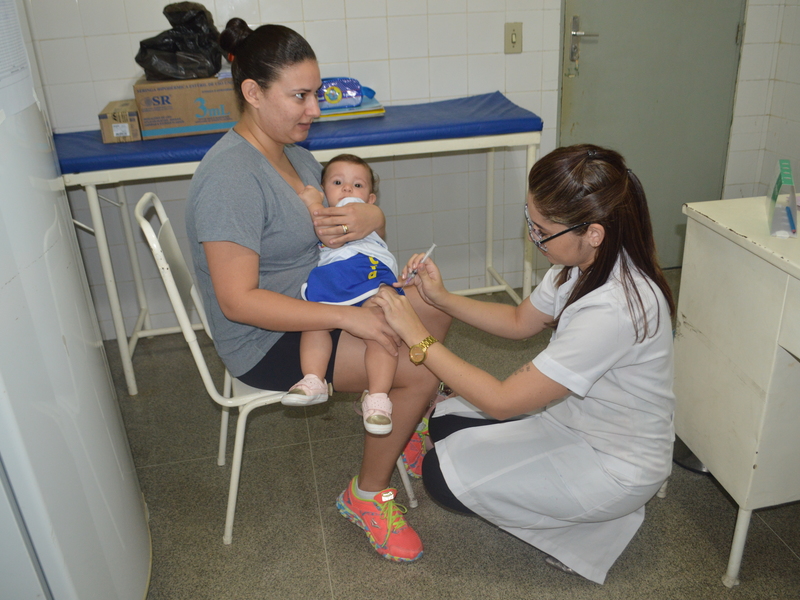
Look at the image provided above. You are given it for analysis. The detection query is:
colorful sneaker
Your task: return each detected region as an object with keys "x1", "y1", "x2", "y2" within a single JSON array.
[
  {"x1": 361, "y1": 391, "x2": 393, "y2": 435},
  {"x1": 401, "y1": 418, "x2": 429, "y2": 479},
  {"x1": 282, "y1": 374, "x2": 329, "y2": 406},
  {"x1": 337, "y1": 478, "x2": 423, "y2": 562}
]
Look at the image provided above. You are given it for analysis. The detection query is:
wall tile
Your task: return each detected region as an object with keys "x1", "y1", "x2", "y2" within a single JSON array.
[
  {"x1": 388, "y1": 15, "x2": 428, "y2": 59},
  {"x1": 78, "y1": 0, "x2": 129, "y2": 36},
  {"x1": 730, "y1": 115, "x2": 767, "y2": 134},
  {"x1": 376, "y1": 177, "x2": 396, "y2": 218},
  {"x1": 39, "y1": 38, "x2": 92, "y2": 85},
  {"x1": 744, "y1": 5, "x2": 782, "y2": 45},
  {"x1": 305, "y1": 19, "x2": 349, "y2": 63},
  {"x1": 725, "y1": 149, "x2": 761, "y2": 184},
  {"x1": 466, "y1": 11, "x2": 504, "y2": 55},
  {"x1": 540, "y1": 89, "x2": 557, "y2": 127},
  {"x1": 429, "y1": 55, "x2": 468, "y2": 99},
  {"x1": 541, "y1": 49, "x2": 559, "y2": 90},
  {"x1": 302, "y1": 0, "x2": 345, "y2": 21},
  {"x1": 27, "y1": 0, "x2": 83, "y2": 39},
  {"x1": 319, "y1": 62, "x2": 349, "y2": 77},
  {"x1": 394, "y1": 155, "x2": 431, "y2": 178},
  {"x1": 432, "y1": 151, "x2": 469, "y2": 175},
  {"x1": 466, "y1": 0, "x2": 496, "y2": 12},
  {"x1": 738, "y1": 43, "x2": 776, "y2": 81},
  {"x1": 733, "y1": 79, "x2": 771, "y2": 116},
  {"x1": 395, "y1": 213, "x2": 433, "y2": 252},
  {"x1": 541, "y1": 8, "x2": 561, "y2": 50},
  {"x1": 507, "y1": 10, "x2": 544, "y2": 53},
  {"x1": 346, "y1": 18, "x2": 389, "y2": 62},
  {"x1": 394, "y1": 174, "x2": 432, "y2": 215},
  {"x1": 387, "y1": 0, "x2": 426, "y2": 17},
  {"x1": 467, "y1": 54, "x2": 504, "y2": 96},
  {"x1": 389, "y1": 57, "x2": 429, "y2": 101},
  {"x1": 123, "y1": 0, "x2": 172, "y2": 33},
  {"x1": 345, "y1": 0, "x2": 386, "y2": 19},
  {"x1": 259, "y1": 0, "x2": 304, "y2": 22},
  {"x1": 435, "y1": 243, "x2": 470, "y2": 279},
  {"x1": 44, "y1": 82, "x2": 98, "y2": 130},
  {"x1": 94, "y1": 79, "x2": 139, "y2": 112},
  {"x1": 509, "y1": 0, "x2": 543, "y2": 10},
  {"x1": 215, "y1": 0, "x2": 261, "y2": 26},
  {"x1": 348, "y1": 60, "x2": 391, "y2": 99},
  {"x1": 85, "y1": 35, "x2": 138, "y2": 81},
  {"x1": 428, "y1": 0, "x2": 467, "y2": 15},
  {"x1": 434, "y1": 209, "x2": 470, "y2": 246},
  {"x1": 467, "y1": 169, "x2": 487, "y2": 209},
  {"x1": 505, "y1": 51, "x2": 542, "y2": 93},
  {"x1": 428, "y1": 13, "x2": 467, "y2": 57},
  {"x1": 431, "y1": 172, "x2": 470, "y2": 211}
]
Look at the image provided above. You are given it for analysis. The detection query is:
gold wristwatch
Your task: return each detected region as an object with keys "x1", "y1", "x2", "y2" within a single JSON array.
[{"x1": 409, "y1": 335, "x2": 438, "y2": 365}]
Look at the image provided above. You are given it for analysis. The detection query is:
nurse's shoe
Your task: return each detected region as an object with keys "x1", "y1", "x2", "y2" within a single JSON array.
[
  {"x1": 544, "y1": 555, "x2": 578, "y2": 576},
  {"x1": 336, "y1": 477, "x2": 423, "y2": 562},
  {"x1": 282, "y1": 374, "x2": 329, "y2": 406}
]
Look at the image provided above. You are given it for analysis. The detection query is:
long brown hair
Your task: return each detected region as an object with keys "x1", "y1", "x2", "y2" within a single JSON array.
[
  {"x1": 529, "y1": 144, "x2": 675, "y2": 341},
  {"x1": 219, "y1": 19, "x2": 316, "y2": 112}
]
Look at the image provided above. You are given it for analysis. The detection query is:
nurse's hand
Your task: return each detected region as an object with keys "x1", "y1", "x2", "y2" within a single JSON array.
[
  {"x1": 313, "y1": 202, "x2": 385, "y2": 248},
  {"x1": 341, "y1": 302, "x2": 401, "y2": 355},
  {"x1": 397, "y1": 256, "x2": 448, "y2": 308},
  {"x1": 372, "y1": 285, "x2": 428, "y2": 347}
]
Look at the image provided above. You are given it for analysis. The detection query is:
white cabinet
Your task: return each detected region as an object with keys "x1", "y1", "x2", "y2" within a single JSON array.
[{"x1": 675, "y1": 197, "x2": 800, "y2": 587}]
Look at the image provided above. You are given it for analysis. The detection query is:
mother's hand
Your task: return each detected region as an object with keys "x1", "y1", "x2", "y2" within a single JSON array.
[
  {"x1": 371, "y1": 285, "x2": 429, "y2": 347},
  {"x1": 313, "y1": 202, "x2": 385, "y2": 248},
  {"x1": 341, "y1": 302, "x2": 402, "y2": 356}
]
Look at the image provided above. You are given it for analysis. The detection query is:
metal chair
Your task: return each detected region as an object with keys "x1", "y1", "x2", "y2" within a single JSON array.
[{"x1": 134, "y1": 192, "x2": 417, "y2": 544}]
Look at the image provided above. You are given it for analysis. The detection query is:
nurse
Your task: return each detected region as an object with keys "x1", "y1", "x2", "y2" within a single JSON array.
[
  {"x1": 372, "y1": 144, "x2": 676, "y2": 584},
  {"x1": 186, "y1": 19, "x2": 450, "y2": 562}
]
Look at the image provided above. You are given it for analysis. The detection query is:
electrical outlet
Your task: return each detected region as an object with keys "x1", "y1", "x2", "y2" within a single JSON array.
[{"x1": 504, "y1": 22, "x2": 522, "y2": 54}]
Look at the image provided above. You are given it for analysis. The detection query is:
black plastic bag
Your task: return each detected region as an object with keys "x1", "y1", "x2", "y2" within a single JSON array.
[{"x1": 135, "y1": 2, "x2": 222, "y2": 80}]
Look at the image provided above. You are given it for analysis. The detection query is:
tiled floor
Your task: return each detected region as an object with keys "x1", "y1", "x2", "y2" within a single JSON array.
[{"x1": 110, "y1": 271, "x2": 800, "y2": 599}]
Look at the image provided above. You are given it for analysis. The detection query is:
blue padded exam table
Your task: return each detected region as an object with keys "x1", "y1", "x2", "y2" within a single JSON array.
[{"x1": 56, "y1": 92, "x2": 542, "y2": 395}]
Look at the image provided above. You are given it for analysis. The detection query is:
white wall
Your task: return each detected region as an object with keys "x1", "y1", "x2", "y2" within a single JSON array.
[
  {"x1": 25, "y1": 0, "x2": 797, "y2": 339},
  {"x1": 724, "y1": 0, "x2": 800, "y2": 198},
  {"x1": 33, "y1": 0, "x2": 560, "y2": 338}
]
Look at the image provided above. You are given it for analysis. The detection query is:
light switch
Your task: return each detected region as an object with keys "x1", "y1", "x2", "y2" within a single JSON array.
[{"x1": 504, "y1": 22, "x2": 522, "y2": 54}]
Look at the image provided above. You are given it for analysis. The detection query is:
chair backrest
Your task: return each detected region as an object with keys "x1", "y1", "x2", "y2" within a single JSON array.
[{"x1": 134, "y1": 192, "x2": 222, "y2": 400}]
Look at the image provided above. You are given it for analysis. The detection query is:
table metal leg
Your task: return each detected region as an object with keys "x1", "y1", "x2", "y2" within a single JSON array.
[
  {"x1": 522, "y1": 143, "x2": 537, "y2": 299},
  {"x1": 722, "y1": 507, "x2": 752, "y2": 588},
  {"x1": 85, "y1": 184, "x2": 138, "y2": 395},
  {"x1": 452, "y1": 147, "x2": 521, "y2": 303},
  {"x1": 115, "y1": 185, "x2": 150, "y2": 332}
]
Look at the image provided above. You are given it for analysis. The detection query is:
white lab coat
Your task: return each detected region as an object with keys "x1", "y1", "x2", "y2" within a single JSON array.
[{"x1": 434, "y1": 259, "x2": 674, "y2": 584}]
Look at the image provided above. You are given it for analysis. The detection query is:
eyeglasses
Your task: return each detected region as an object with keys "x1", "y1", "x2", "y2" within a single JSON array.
[{"x1": 524, "y1": 204, "x2": 590, "y2": 253}]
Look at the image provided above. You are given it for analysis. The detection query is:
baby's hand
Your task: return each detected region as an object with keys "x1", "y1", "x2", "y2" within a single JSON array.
[{"x1": 298, "y1": 185, "x2": 324, "y2": 209}]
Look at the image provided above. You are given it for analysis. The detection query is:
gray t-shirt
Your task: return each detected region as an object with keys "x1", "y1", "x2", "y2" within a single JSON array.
[{"x1": 186, "y1": 129, "x2": 323, "y2": 376}]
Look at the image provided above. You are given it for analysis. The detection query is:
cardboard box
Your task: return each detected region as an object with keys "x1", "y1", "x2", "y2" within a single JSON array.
[
  {"x1": 98, "y1": 100, "x2": 141, "y2": 144},
  {"x1": 133, "y1": 76, "x2": 240, "y2": 140}
]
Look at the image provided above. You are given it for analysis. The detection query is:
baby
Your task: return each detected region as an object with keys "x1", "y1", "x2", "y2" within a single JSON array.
[{"x1": 283, "y1": 154, "x2": 400, "y2": 435}]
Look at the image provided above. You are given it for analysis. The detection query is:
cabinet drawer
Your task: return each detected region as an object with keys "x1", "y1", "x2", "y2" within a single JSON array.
[{"x1": 779, "y1": 277, "x2": 800, "y2": 358}]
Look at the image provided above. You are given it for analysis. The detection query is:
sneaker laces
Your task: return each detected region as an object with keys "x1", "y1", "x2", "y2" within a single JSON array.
[{"x1": 377, "y1": 491, "x2": 409, "y2": 544}]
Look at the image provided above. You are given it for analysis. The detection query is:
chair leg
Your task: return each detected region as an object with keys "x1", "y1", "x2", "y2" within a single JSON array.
[
  {"x1": 396, "y1": 457, "x2": 418, "y2": 508},
  {"x1": 222, "y1": 394, "x2": 283, "y2": 544},
  {"x1": 217, "y1": 406, "x2": 229, "y2": 467},
  {"x1": 223, "y1": 403, "x2": 252, "y2": 545}
]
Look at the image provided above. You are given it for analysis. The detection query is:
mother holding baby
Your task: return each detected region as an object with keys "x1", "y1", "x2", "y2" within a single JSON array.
[{"x1": 185, "y1": 19, "x2": 450, "y2": 562}]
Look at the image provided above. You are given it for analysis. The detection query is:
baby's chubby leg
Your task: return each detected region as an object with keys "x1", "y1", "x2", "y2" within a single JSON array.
[{"x1": 282, "y1": 330, "x2": 332, "y2": 407}]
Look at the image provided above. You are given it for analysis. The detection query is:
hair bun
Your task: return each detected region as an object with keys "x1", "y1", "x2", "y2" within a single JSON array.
[{"x1": 219, "y1": 17, "x2": 253, "y2": 55}]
